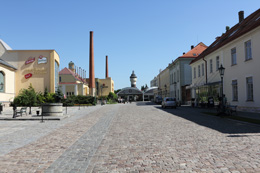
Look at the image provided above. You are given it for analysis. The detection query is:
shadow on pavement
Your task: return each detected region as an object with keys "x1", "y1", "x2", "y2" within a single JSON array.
[{"x1": 143, "y1": 102, "x2": 260, "y2": 134}]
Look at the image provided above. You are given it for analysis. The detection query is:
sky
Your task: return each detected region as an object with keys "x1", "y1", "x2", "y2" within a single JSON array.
[{"x1": 1, "y1": 0, "x2": 259, "y2": 90}]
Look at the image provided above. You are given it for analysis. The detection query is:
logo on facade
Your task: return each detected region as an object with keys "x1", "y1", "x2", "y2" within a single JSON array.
[
  {"x1": 25, "y1": 57, "x2": 35, "y2": 65},
  {"x1": 38, "y1": 55, "x2": 47, "y2": 64},
  {"x1": 25, "y1": 73, "x2": 32, "y2": 79}
]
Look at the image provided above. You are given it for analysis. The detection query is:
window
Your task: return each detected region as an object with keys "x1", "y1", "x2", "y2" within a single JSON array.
[
  {"x1": 193, "y1": 67, "x2": 196, "y2": 79},
  {"x1": 210, "y1": 59, "x2": 213, "y2": 73},
  {"x1": 232, "y1": 80, "x2": 238, "y2": 101},
  {"x1": 216, "y1": 56, "x2": 219, "y2": 71},
  {"x1": 231, "y1": 48, "x2": 237, "y2": 65},
  {"x1": 0, "y1": 71, "x2": 4, "y2": 93},
  {"x1": 59, "y1": 76, "x2": 61, "y2": 82},
  {"x1": 246, "y1": 77, "x2": 253, "y2": 101},
  {"x1": 198, "y1": 65, "x2": 201, "y2": 77},
  {"x1": 174, "y1": 72, "x2": 176, "y2": 82},
  {"x1": 202, "y1": 63, "x2": 204, "y2": 76},
  {"x1": 177, "y1": 70, "x2": 179, "y2": 82},
  {"x1": 245, "y1": 40, "x2": 252, "y2": 61}
]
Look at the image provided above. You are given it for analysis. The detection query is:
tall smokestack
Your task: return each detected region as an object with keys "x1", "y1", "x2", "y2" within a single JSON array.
[
  {"x1": 89, "y1": 31, "x2": 95, "y2": 96},
  {"x1": 106, "y1": 55, "x2": 109, "y2": 78}
]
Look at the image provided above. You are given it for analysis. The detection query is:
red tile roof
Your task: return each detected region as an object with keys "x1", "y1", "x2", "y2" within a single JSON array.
[
  {"x1": 190, "y1": 8, "x2": 260, "y2": 64},
  {"x1": 59, "y1": 67, "x2": 88, "y2": 84},
  {"x1": 180, "y1": 42, "x2": 208, "y2": 58}
]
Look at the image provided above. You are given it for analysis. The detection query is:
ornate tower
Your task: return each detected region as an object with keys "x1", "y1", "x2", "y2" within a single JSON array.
[
  {"x1": 130, "y1": 71, "x2": 137, "y2": 88},
  {"x1": 68, "y1": 61, "x2": 75, "y2": 73}
]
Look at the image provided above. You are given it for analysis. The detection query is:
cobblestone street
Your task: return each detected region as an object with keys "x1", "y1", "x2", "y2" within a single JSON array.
[{"x1": 0, "y1": 102, "x2": 260, "y2": 172}]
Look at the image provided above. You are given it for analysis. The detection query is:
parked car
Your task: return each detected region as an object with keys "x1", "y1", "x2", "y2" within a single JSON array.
[
  {"x1": 161, "y1": 97, "x2": 177, "y2": 109},
  {"x1": 155, "y1": 96, "x2": 162, "y2": 104}
]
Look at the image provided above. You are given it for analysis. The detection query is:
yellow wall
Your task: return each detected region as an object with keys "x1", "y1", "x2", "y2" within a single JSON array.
[
  {"x1": 96, "y1": 77, "x2": 114, "y2": 97},
  {"x1": 60, "y1": 75, "x2": 76, "y2": 83},
  {"x1": 7, "y1": 50, "x2": 60, "y2": 95},
  {"x1": 0, "y1": 65, "x2": 16, "y2": 103}
]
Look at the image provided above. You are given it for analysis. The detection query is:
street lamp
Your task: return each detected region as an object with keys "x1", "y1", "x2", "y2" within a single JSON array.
[{"x1": 218, "y1": 64, "x2": 225, "y2": 114}]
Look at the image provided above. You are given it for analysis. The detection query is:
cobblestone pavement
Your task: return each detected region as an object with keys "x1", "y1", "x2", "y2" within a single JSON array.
[{"x1": 0, "y1": 102, "x2": 260, "y2": 172}]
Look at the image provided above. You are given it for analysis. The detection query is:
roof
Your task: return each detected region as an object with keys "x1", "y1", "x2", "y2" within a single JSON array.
[
  {"x1": 190, "y1": 8, "x2": 260, "y2": 64},
  {"x1": 180, "y1": 42, "x2": 208, "y2": 58},
  {"x1": 59, "y1": 67, "x2": 87, "y2": 84},
  {"x1": 117, "y1": 87, "x2": 144, "y2": 95},
  {"x1": 0, "y1": 39, "x2": 12, "y2": 50},
  {"x1": 0, "y1": 59, "x2": 17, "y2": 70},
  {"x1": 168, "y1": 42, "x2": 207, "y2": 68}
]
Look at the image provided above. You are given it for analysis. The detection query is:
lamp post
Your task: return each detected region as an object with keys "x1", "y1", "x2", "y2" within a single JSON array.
[{"x1": 218, "y1": 64, "x2": 225, "y2": 114}]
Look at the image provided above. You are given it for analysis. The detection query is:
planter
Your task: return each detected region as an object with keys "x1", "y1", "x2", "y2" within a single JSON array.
[{"x1": 42, "y1": 103, "x2": 63, "y2": 116}]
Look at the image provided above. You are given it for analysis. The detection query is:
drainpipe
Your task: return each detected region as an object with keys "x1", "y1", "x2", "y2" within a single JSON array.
[{"x1": 203, "y1": 57, "x2": 207, "y2": 84}]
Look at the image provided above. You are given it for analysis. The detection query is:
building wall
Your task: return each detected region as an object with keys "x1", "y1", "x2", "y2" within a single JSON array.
[
  {"x1": 157, "y1": 68, "x2": 169, "y2": 98},
  {"x1": 96, "y1": 77, "x2": 114, "y2": 97},
  {"x1": 6, "y1": 50, "x2": 60, "y2": 95},
  {"x1": 190, "y1": 26, "x2": 260, "y2": 112},
  {"x1": 60, "y1": 75, "x2": 76, "y2": 83},
  {"x1": 0, "y1": 65, "x2": 16, "y2": 103},
  {"x1": 223, "y1": 27, "x2": 260, "y2": 112}
]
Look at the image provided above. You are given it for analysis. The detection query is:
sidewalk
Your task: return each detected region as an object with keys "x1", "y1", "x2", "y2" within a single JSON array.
[
  {"x1": 0, "y1": 106, "x2": 94, "y2": 121},
  {"x1": 191, "y1": 105, "x2": 260, "y2": 121}
]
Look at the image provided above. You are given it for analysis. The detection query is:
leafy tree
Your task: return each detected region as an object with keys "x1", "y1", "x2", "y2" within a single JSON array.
[
  {"x1": 13, "y1": 84, "x2": 37, "y2": 114},
  {"x1": 107, "y1": 92, "x2": 118, "y2": 103},
  {"x1": 114, "y1": 89, "x2": 121, "y2": 94}
]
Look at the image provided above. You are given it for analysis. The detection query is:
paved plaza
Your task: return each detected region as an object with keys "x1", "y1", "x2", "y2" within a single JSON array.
[{"x1": 0, "y1": 102, "x2": 260, "y2": 172}]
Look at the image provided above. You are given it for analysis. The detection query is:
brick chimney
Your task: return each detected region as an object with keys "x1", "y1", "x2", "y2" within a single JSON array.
[
  {"x1": 106, "y1": 55, "x2": 108, "y2": 78},
  {"x1": 239, "y1": 11, "x2": 244, "y2": 23},
  {"x1": 89, "y1": 31, "x2": 95, "y2": 96}
]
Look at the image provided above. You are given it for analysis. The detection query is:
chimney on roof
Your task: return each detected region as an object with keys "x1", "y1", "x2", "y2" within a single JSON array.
[
  {"x1": 191, "y1": 45, "x2": 194, "y2": 50},
  {"x1": 183, "y1": 52, "x2": 185, "y2": 55},
  {"x1": 239, "y1": 11, "x2": 244, "y2": 23},
  {"x1": 226, "y1": 26, "x2": 230, "y2": 32}
]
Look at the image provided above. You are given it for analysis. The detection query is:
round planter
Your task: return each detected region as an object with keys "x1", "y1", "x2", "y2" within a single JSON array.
[{"x1": 42, "y1": 103, "x2": 63, "y2": 116}]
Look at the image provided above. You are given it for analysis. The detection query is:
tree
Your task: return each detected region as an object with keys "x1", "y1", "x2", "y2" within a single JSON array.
[
  {"x1": 107, "y1": 92, "x2": 118, "y2": 102},
  {"x1": 114, "y1": 89, "x2": 121, "y2": 94},
  {"x1": 13, "y1": 84, "x2": 37, "y2": 114},
  {"x1": 145, "y1": 84, "x2": 148, "y2": 91}
]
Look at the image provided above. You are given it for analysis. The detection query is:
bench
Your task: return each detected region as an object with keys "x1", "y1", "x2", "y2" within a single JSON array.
[{"x1": 16, "y1": 107, "x2": 27, "y2": 117}]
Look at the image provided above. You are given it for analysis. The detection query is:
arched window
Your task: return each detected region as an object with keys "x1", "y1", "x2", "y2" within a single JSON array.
[{"x1": 0, "y1": 71, "x2": 5, "y2": 93}]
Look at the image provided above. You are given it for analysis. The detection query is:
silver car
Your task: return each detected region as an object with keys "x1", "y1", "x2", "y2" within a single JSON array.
[{"x1": 161, "y1": 97, "x2": 177, "y2": 109}]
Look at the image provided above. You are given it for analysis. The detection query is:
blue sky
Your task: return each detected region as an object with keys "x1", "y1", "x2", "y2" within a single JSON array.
[{"x1": 1, "y1": 1, "x2": 259, "y2": 90}]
